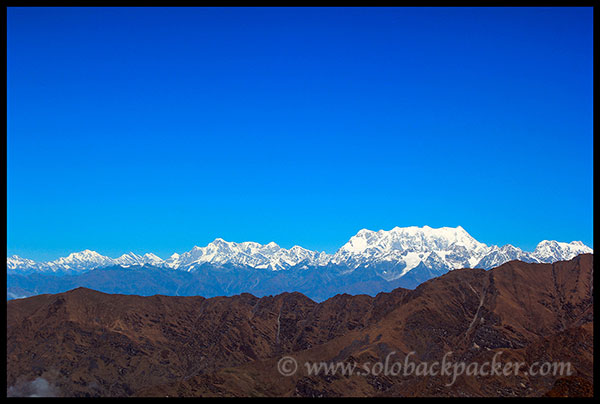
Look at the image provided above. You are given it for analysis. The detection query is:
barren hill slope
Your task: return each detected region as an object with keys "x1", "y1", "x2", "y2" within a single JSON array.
[{"x1": 7, "y1": 255, "x2": 593, "y2": 397}]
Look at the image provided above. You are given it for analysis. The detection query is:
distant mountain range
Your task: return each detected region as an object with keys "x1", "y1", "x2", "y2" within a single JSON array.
[
  {"x1": 6, "y1": 226, "x2": 592, "y2": 301},
  {"x1": 7, "y1": 255, "x2": 594, "y2": 397}
]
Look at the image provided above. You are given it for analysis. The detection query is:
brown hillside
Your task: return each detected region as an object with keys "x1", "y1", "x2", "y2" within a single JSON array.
[{"x1": 7, "y1": 254, "x2": 593, "y2": 397}]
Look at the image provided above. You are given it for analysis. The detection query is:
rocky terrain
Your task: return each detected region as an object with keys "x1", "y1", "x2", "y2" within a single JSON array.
[{"x1": 6, "y1": 254, "x2": 593, "y2": 397}]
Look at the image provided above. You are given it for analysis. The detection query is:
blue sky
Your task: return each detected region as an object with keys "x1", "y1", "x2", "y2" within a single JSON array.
[{"x1": 7, "y1": 7, "x2": 593, "y2": 261}]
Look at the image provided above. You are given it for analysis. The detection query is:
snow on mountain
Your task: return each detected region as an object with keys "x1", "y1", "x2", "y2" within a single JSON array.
[
  {"x1": 142, "y1": 253, "x2": 166, "y2": 267},
  {"x1": 328, "y1": 226, "x2": 592, "y2": 279},
  {"x1": 331, "y1": 226, "x2": 491, "y2": 280},
  {"x1": 472, "y1": 239, "x2": 593, "y2": 270},
  {"x1": 531, "y1": 240, "x2": 593, "y2": 263},
  {"x1": 474, "y1": 244, "x2": 537, "y2": 269},
  {"x1": 7, "y1": 250, "x2": 116, "y2": 274},
  {"x1": 54, "y1": 249, "x2": 115, "y2": 270},
  {"x1": 113, "y1": 252, "x2": 145, "y2": 267},
  {"x1": 114, "y1": 252, "x2": 167, "y2": 267},
  {"x1": 165, "y1": 238, "x2": 330, "y2": 271},
  {"x1": 6, "y1": 227, "x2": 593, "y2": 280},
  {"x1": 7, "y1": 255, "x2": 37, "y2": 271},
  {"x1": 7, "y1": 250, "x2": 167, "y2": 274}
]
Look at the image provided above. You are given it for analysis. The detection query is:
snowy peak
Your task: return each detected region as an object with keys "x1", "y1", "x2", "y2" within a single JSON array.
[
  {"x1": 114, "y1": 252, "x2": 144, "y2": 266},
  {"x1": 339, "y1": 225, "x2": 486, "y2": 255},
  {"x1": 532, "y1": 240, "x2": 593, "y2": 263},
  {"x1": 7, "y1": 255, "x2": 37, "y2": 271},
  {"x1": 30, "y1": 250, "x2": 111, "y2": 273},
  {"x1": 114, "y1": 252, "x2": 165, "y2": 267},
  {"x1": 6, "y1": 239, "x2": 333, "y2": 274},
  {"x1": 142, "y1": 253, "x2": 164, "y2": 266},
  {"x1": 333, "y1": 225, "x2": 489, "y2": 274},
  {"x1": 166, "y1": 239, "x2": 330, "y2": 271},
  {"x1": 474, "y1": 244, "x2": 536, "y2": 269},
  {"x1": 7, "y1": 250, "x2": 167, "y2": 274},
  {"x1": 331, "y1": 226, "x2": 592, "y2": 279},
  {"x1": 6, "y1": 227, "x2": 592, "y2": 279}
]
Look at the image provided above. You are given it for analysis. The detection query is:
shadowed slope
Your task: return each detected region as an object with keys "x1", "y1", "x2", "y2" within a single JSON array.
[{"x1": 7, "y1": 255, "x2": 593, "y2": 397}]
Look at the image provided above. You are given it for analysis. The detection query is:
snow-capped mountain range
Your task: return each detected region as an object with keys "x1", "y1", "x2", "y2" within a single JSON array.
[
  {"x1": 163, "y1": 238, "x2": 331, "y2": 271},
  {"x1": 6, "y1": 226, "x2": 592, "y2": 277}
]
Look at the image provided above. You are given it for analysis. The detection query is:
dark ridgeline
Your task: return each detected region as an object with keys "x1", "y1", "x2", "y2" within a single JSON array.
[{"x1": 6, "y1": 254, "x2": 593, "y2": 397}]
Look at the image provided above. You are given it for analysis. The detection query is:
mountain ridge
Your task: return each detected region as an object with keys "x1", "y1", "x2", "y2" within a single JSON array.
[
  {"x1": 6, "y1": 255, "x2": 593, "y2": 397},
  {"x1": 7, "y1": 226, "x2": 592, "y2": 275},
  {"x1": 7, "y1": 226, "x2": 592, "y2": 301}
]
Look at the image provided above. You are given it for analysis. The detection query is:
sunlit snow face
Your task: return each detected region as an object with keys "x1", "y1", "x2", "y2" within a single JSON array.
[{"x1": 6, "y1": 226, "x2": 592, "y2": 275}]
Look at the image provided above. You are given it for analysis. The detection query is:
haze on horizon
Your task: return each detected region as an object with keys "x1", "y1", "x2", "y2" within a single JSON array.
[{"x1": 7, "y1": 7, "x2": 593, "y2": 261}]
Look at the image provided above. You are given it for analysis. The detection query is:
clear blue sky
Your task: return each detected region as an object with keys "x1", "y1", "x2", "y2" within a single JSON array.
[{"x1": 7, "y1": 7, "x2": 593, "y2": 261}]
